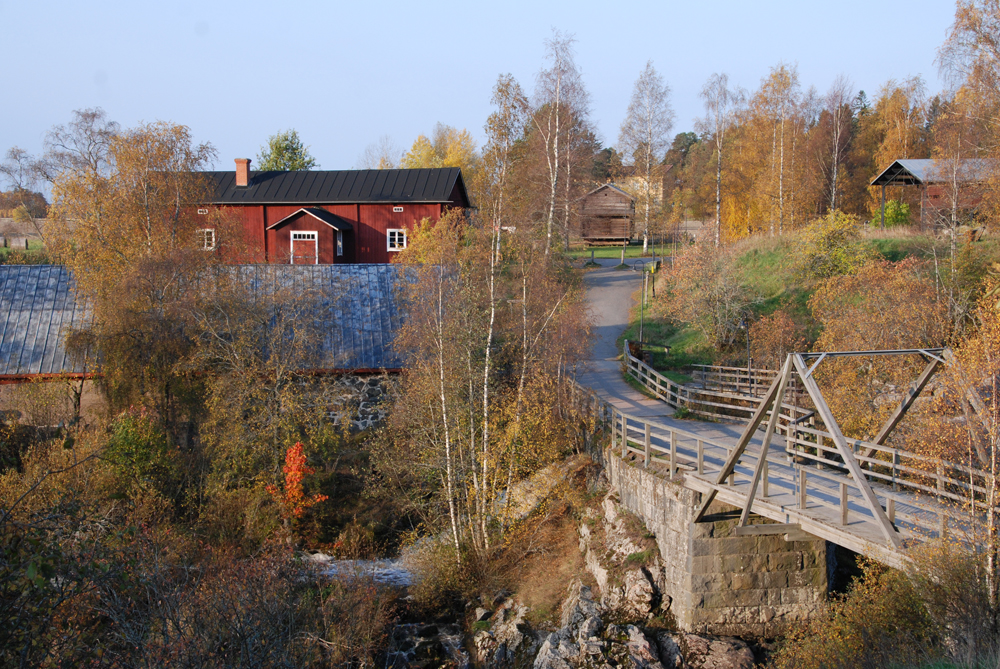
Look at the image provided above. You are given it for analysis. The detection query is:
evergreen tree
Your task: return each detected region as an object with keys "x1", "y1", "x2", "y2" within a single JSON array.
[{"x1": 256, "y1": 129, "x2": 317, "y2": 171}]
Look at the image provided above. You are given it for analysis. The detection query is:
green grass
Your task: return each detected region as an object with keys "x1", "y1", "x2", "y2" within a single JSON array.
[
  {"x1": 624, "y1": 549, "x2": 654, "y2": 565},
  {"x1": 565, "y1": 244, "x2": 668, "y2": 260},
  {"x1": 0, "y1": 246, "x2": 50, "y2": 264}
]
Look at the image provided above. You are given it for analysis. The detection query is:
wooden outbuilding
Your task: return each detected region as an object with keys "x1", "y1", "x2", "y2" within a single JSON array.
[
  {"x1": 578, "y1": 184, "x2": 635, "y2": 243},
  {"x1": 870, "y1": 158, "x2": 991, "y2": 230}
]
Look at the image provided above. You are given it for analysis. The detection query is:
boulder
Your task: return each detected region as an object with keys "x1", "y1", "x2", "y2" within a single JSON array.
[{"x1": 679, "y1": 633, "x2": 754, "y2": 669}]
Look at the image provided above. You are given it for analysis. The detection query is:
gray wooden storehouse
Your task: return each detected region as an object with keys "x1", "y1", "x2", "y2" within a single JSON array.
[{"x1": 578, "y1": 184, "x2": 635, "y2": 243}]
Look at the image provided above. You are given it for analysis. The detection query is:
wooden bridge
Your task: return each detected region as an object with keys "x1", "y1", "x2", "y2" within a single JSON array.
[{"x1": 589, "y1": 342, "x2": 995, "y2": 569}]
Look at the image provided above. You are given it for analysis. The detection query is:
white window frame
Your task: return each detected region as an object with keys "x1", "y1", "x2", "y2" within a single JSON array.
[
  {"x1": 387, "y1": 228, "x2": 407, "y2": 252},
  {"x1": 290, "y1": 230, "x2": 319, "y2": 265},
  {"x1": 336, "y1": 230, "x2": 344, "y2": 257},
  {"x1": 196, "y1": 228, "x2": 216, "y2": 251}
]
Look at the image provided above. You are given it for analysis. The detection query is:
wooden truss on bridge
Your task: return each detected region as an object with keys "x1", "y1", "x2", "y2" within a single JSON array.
[{"x1": 694, "y1": 348, "x2": 947, "y2": 549}]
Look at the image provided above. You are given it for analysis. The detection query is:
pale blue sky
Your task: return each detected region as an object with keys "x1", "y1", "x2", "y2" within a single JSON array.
[{"x1": 1, "y1": 0, "x2": 957, "y2": 173}]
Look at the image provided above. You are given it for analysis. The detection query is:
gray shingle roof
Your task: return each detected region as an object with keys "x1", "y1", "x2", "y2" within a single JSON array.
[
  {"x1": 0, "y1": 264, "x2": 405, "y2": 378},
  {"x1": 206, "y1": 168, "x2": 469, "y2": 206}
]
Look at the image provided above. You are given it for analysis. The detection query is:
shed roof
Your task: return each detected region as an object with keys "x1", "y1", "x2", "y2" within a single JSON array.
[
  {"x1": 207, "y1": 168, "x2": 470, "y2": 207},
  {"x1": 266, "y1": 207, "x2": 354, "y2": 231},
  {"x1": 0, "y1": 264, "x2": 407, "y2": 378},
  {"x1": 870, "y1": 159, "x2": 994, "y2": 187},
  {"x1": 584, "y1": 183, "x2": 635, "y2": 201},
  {"x1": 0, "y1": 265, "x2": 91, "y2": 377}
]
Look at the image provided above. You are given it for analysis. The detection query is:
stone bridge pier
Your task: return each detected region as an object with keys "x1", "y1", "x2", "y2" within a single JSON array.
[{"x1": 606, "y1": 449, "x2": 828, "y2": 638}]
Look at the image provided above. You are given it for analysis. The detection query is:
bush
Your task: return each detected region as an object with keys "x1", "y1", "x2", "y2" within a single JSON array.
[
  {"x1": 104, "y1": 408, "x2": 178, "y2": 498},
  {"x1": 771, "y1": 560, "x2": 941, "y2": 669},
  {"x1": 749, "y1": 309, "x2": 806, "y2": 370},
  {"x1": 798, "y1": 210, "x2": 880, "y2": 279},
  {"x1": 663, "y1": 243, "x2": 761, "y2": 350},
  {"x1": 883, "y1": 199, "x2": 911, "y2": 227}
]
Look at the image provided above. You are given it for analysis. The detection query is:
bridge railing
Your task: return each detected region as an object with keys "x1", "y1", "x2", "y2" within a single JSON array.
[
  {"x1": 624, "y1": 340, "x2": 811, "y2": 424},
  {"x1": 688, "y1": 363, "x2": 780, "y2": 397},
  {"x1": 621, "y1": 341, "x2": 997, "y2": 546}
]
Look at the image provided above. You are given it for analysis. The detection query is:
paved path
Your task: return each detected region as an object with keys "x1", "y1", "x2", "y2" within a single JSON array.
[{"x1": 577, "y1": 259, "x2": 749, "y2": 444}]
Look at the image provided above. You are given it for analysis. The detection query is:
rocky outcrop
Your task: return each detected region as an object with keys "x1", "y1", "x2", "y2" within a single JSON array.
[
  {"x1": 473, "y1": 598, "x2": 538, "y2": 667},
  {"x1": 522, "y1": 579, "x2": 754, "y2": 669},
  {"x1": 386, "y1": 623, "x2": 469, "y2": 669},
  {"x1": 580, "y1": 492, "x2": 669, "y2": 621}
]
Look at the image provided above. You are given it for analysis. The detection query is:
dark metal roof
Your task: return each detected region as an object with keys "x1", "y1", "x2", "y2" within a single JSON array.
[
  {"x1": 227, "y1": 264, "x2": 406, "y2": 370},
  {"x1": 206, "y1": 168, "x2": 470, "y2": 207},
  {"x1": 266, "y1": 207, "x2": 354, "y2": 231},
  {"x1": 871, "y1": 159, "x2": 994, "y2": 186},
  {"x1": 0, "y1": 265, "x2": 92, "y2": 376},
  {"x1": 0, "y1": 264, "x2": 407, "y2": 377}
]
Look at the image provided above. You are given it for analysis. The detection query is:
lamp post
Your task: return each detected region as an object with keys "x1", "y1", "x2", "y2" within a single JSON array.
[{"x1": 639, "y1": 270, "x2": 646, "y2": 347}]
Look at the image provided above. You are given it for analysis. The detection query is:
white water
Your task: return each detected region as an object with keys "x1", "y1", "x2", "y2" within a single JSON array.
[{"x1": 305, "y1": 553, "x2": 414, "y2": 587}]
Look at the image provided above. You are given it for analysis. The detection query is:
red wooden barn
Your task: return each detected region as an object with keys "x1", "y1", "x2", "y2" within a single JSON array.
[{"x1": 204, "y1": 160, "x2": 470, "y2": 264}]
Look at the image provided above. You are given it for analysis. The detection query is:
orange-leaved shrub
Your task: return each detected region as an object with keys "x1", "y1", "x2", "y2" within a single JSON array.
[
  {"x1": 749, "y1": 309, "x2": 807, "y2": 370},
  {"x1": 267, "y1": 442, "x2": 328, "y2": 524},
  {"x1": 809, "y1": 258, "x2": 949, "y2": 439}
]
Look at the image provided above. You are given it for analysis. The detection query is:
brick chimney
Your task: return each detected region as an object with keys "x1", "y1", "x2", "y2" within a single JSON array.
[{"x1": 235, "y1": 158, "x2": 251, "y2": 187}]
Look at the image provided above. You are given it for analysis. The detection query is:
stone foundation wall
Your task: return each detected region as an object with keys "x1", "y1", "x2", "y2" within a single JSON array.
[
  {"x1": 606, "y1": 449, "x2": 827, "y2": 638},
  {"x1": 322, "y1": 374, "x2": 389, "y2": 432}
]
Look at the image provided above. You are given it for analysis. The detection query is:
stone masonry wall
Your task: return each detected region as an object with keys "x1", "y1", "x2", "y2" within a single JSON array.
[
  {"x1": 606, "y1": 449, "x2": 827, "y2": 638},
  {"x1": 319, "y1": 374, "x2": 389, "y2": 432}
]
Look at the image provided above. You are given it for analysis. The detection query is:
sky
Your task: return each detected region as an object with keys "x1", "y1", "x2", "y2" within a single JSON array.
[{"x1": 1, "y1": 0, "x2": 959, "y2": 176}]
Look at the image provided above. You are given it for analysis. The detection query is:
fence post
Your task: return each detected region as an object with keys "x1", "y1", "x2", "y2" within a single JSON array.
[
  {"x1": 644, "y1": 423, "x2": 651, "y2": 468},
  {"x1": 697, "y1": 440, "x2": 704, "y2": 475},
  {"x1": 669, "y1": 430, "x2": 677, "y2": 477},
  {"x1": 887, "y1": 498, "x2": 896, "y2": 524},
  {"x1": 761, "y1": 461, "x2": 769, "y2": 499},
  {"x1": 940, "y1": 513, "x2": 948, "y2": 539},
  {"x1": 621, "y1": 415, "x2": 628, "y2": 459},
  {"x1": 936, "y1": 463, "x2": 944, "y2": 496},
  {"x1": 609, "y1": 408, "x2": 616, "y2": 452},
  {"x1": 840, "y1": 482, "x2": 848, "y2": 525},
  {"x1": 892, "y1": 451, "x2": 899, "y2": 491},
  {"x1": 798, "y1": 469, "x2": 807, "y2": 509}
]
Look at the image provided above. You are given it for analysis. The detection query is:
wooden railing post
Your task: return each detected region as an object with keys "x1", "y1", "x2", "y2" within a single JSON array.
[
  {"x1": 669, "y1": 430, "x2": 677, "y2": 477},
  {"x1": 887, "y1": 498, "x2": 896, "y2": 524},
  {"x1": 892, "y1": 450, "x2": 899, "y2": 491},
  {"x1": 799, "y1": 469, "x2": 807, "y2": 509},
  {"x1": 840, "y1": 482, "x2": 849, "y2": 525},
  {"x1": 644, "y1": 423, "x2": 651, "y2": 468},
  {"x1": 621, "y1": 415, "x2": 628, "y2": 459},
  {"x1": 697, "y1": 440, "x2": 704, "y2": 475},
  {"x1": 940, "y1": 513, "x2": 948, "y2": 539},
  {"x1": 761, "y1": 461, "x2": 769, "y2": 499},
  {"x1": 610, "y1": 408, "x2": 617, "y2": 452}
]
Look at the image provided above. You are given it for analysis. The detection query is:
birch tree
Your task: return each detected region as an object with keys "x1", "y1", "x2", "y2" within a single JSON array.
[
  {"x1": 697, "y1": 73, "x2": 741, "y2": 246},
  {"x1": 534, "y1": 31, "x2": 588, "y2": 255},
  {"x1": 619, "y1": 60, "x2": 674, "y2": 253},
  {"x1": 384, "y1": 216, "x2": 587, "y2": 561},
  {"x1": 823, "y1": 76, "x2": 854, "y2": 211}
]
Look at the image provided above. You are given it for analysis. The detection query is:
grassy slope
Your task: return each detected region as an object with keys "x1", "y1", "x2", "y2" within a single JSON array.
[{"x1": 616, "y1": 229, "x2": 999, "y2": 372}]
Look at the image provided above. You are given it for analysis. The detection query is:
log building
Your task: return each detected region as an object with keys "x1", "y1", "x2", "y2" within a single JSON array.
[{"x1": 577, "y1": 184, "x2": 635, "y2": 244}]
